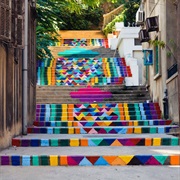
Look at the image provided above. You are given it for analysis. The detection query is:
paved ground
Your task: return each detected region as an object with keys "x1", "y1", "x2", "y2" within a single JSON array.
[{"x1": 0, "y1": 166, "x2": 180, "y2": 180}]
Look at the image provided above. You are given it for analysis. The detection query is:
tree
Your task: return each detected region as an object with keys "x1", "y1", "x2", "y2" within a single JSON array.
[
  {"x1": 123, "y1": 0, "x2": 140, "y2": 27},
  {"x1": 36, "y1": 0, "x2": 121, "y2": 60}
]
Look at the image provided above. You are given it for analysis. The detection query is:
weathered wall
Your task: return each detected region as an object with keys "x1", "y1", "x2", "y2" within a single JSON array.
[
  {"x1": 0, "y1": 1, "x2": 36, "y2": 150},
  {"x1": 167, "y1": 74, "x2": 179, "y2": 123},
  {"x1": 0, "y1": 44, "x2": 22, "y2": 150},
  {"x1": 165, "y1": 0, "x2": 179, "y2": 123}
]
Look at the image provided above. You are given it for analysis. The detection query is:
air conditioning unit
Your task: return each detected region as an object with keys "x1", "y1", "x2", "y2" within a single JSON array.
[
  {"x1": 139, "y1": 29, "x2": 150, "y2": 43},
  {"x1": 136, "y1": 9, "x2": 144, "y2": 25},
  {"x1": 146, "y1": 16, "x2": 159, "y2": 32}
]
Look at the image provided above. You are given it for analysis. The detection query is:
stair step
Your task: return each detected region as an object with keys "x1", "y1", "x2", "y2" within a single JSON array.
[
  {"x1": 1, "y1": 146, "x2": 179, "y2": 166},
  {"x1": 27, "y1": 125, "x2": 178, "y2": 134},
  {"x1": 12, "y1": 136, "x2": 179, "y2": 147},
  {"x1": 33, "y1": 120, "x2": 173, "y2": 127}
]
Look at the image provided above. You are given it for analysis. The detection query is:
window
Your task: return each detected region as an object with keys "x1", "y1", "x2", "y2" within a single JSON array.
[
  {"x1": 134, "y1": 38, "x2": 141, "y2": 46},
  {"x1": 153, "y1": 37, "x2": 161, "y2": 78},
  {"x1": 167, "y1": 63, "x2": 177, "y2": 79},
  {"x1": 0, "y1": 1, "x2": 11, "y2": 40},
  {"x1": 154, "y1": 45, "x2": 159, "y2": 74},
  {"x1": 30, "y1": 5, "x2": 36, "y2": 86}
]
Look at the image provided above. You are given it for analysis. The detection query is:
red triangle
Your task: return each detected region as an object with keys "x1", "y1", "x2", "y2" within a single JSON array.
[{"x1": 86, "y1": 156, "x2": 100, "y2": 165}]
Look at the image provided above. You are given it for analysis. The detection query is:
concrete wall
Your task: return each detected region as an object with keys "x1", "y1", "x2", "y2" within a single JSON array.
[{"x1": 116, "y1": 27, "x2": 144, "y2": 85}]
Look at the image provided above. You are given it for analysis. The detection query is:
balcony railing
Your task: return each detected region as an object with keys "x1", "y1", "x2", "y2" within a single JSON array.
[{"x1": 102, "y1": 5, "x2": 124, "y2": 29}]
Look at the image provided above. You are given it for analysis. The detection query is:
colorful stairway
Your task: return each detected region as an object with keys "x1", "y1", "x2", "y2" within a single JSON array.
[
  {"x1": 0, "y1": 32, "x2": 179, "y2": 167},
  {"x1": 54, "y1": 38, "x2": 109, "y2": 48},
  {"x1": 1, "y1": 101, "x2": 179, "y2": 166},
  {"x1": 37, "y1": 57, "x2": 131, "y2": 86}
]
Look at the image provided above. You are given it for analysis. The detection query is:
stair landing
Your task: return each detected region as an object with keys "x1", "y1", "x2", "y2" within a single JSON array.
[{"x1": 58, "y1": 30, "x2": 106, "y2": 39}]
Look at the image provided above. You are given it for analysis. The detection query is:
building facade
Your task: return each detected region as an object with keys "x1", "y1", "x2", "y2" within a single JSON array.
[
  {"x1": 138, "y1": 0, "x2": 179, "y2": 123},
  {"x1": 0, "y1": 0, "x2": 36, "y2": 149}
]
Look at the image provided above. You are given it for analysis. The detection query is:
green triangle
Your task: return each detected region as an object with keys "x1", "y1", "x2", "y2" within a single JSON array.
[
  {"x1": 105, "y1": 127, "x2": 112, "y2": 133},
  {"x1": 98, "y1": 139, "x2": 109, "y2": 146},
  {"x1": 154, "y1": 155, "x2": 168, "y2": 165},
  {"x1": 91, "y1": 139, "x2": 103, "y2": 146}
]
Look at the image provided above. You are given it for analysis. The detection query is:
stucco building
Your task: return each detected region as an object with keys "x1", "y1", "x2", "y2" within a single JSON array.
[{"x1": 138, "y1": 0, "x2": 179, "y2": 124}]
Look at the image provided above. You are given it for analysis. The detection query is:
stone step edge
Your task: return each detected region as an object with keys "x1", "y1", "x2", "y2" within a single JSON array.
[
  {"x1": 34, "y1": 118, "x2": 164, "y2": 122},
  {"x1": 1, "y1": 154, "x2": 179, "y2": 166},
  {"x1": 27, "y1": 125, "x2": 178, "y2": 134},
  {"x1": 33, "y1": 120, "x2": 172, "y2": 127},
  {"x1": 12, "y1": 137, "x2": 179, "y2": 147}
]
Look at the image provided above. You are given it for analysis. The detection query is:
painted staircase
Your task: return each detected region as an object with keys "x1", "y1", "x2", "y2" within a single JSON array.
[{"x1": 0, "y1": 32, "x2": 179, "y2": 166}]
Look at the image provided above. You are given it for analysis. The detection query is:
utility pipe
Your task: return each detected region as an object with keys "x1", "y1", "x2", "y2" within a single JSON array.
[{"x1": 22, "y1": 0, "x2": 28, "y2": 135}]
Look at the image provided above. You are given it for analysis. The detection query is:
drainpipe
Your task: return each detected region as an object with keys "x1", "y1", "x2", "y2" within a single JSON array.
[{"x1": 22, "y1": 0, "x2": 28, "y2": 135}]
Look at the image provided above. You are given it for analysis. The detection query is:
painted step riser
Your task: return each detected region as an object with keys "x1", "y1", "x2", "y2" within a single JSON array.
[
  {"x1": 36, "y1": 110, "x2": 161, "y2": 114},
  {"x1": 35, "y1": 115, "x2": 162, "y2": 121},
  {"x1": 27, "y1": 126, "x2": 177, "y2": 134},
  {"x1": 33, "y1": 120, "x2": 172, "y2": 127},
  {"x1": 1, "y1": 155, "x2": 179, "y2": 166},
  {"x1": 36, "y1": 85, "x2": 146, "y2": 91},
  {"x1": 36, "y1": 100, "x2": 151, "y2": 104},
  {"x1": 36, "y1": 96, "x2": 150, "y2": 100},
  {"x1": 36, "y1": 110, "x2": 160, "y2": 113},
  {"x1": 12, "y1": 137, "x2": 179, "y2": 147}
]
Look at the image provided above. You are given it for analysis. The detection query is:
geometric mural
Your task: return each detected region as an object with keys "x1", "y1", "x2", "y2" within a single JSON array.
[
  {"x1": 35, "y1": 102, "x2": 162, "y2": 121},
  {"x1": 54, "y1": 38, "x2": 109, "y2": 48},
  {"x1": 1, "y1": 155, "x2": 180, "y2": 166},
  {"x1": 12, "y1": 137, "x2": 179, "y2": 147},
  {"x1": 37, "y1": 57, "x2": 131, "y2": 86}
]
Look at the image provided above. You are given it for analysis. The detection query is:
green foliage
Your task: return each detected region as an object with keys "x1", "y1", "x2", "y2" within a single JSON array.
[
  {"x1": 103, "y1": 14, "x2": 124, "y2": 36},
  {"x1": 36, "y1": 0, "x2": 124, "y2": 60},
  {"x1": 102, "y1": 0, "x2": 140, "y2": 36},
  {"x1": 123, "y1": 0, "x2": 140, "y2": 26},
  {"x1": 149, "y1": 39, "x2": 178, "y2": 61},
  {"x1": 149, "y1": 40, "x2": 166, "y2": 49},
  {"x1": 59, "y1": 7, "x2": 103, "y2": 30}
]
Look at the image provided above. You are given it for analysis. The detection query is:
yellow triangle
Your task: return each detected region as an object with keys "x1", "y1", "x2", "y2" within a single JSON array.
[
  {"x1": 104, "y1": 121, "x2": 112, "y2": 126},
  {"x1": 79, "y1": 113, "x2": 85, "y2": 118},
  {"x1": 94, "y1": 109, "x2": 100, "y2": 112},
  {"x1": 91, "y1": 104, "x2": 97, "y2": 108},
  {"x1": 111, "y1": 139, "x2": 122, "y2": 146},
  {"x1": 119, "y1": 155, "x2": 134, "y2": 164},
  {"x1": 86, "y1": 116, "x2": 94, "y2": 121}
]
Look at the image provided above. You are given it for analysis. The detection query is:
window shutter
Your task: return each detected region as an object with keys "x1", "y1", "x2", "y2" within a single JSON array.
[
  {"x1": 0, "y1": 0, "x2": 11, "y2": 41},
  {"x1": 16, "y1": 0, "x2": 24, "y2": 47}
]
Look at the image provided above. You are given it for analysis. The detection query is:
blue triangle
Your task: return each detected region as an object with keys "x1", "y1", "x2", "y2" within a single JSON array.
[
  {"x1": 94, "y1": 156, "x2": 109, "y2": 165},
  {"x1": 79, "y1": 157, "x2": 92, "y2": 166},
  {"x1": 86, "y1": 122, "x2": 94, "y2": 126},
  {"x1": 107, "y1": 116, "x2": 112, "y2": 120},
  {"x1": 117, "y1": 128, "x2": 127, "y2": 134},
  {"x1": 136, "y1": 155, "x2": 152, "y2": 164},
  {"x1": 88, "y1": 139, "x2": 96, "y2": 146},
  {"x1": 80, "y1": 128, "x2": 87, "y2": 134}
]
